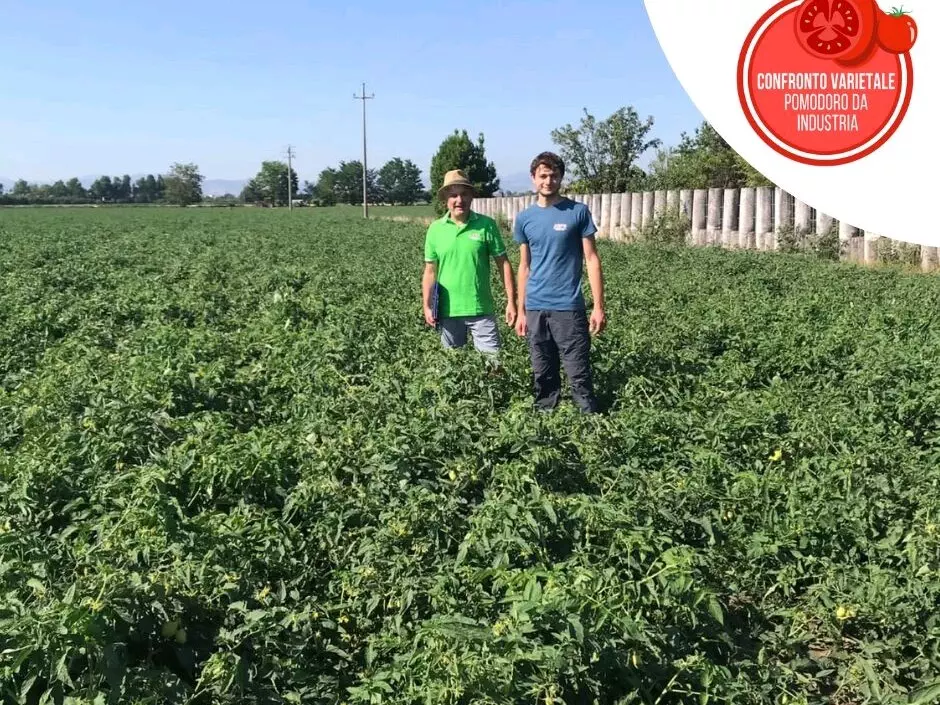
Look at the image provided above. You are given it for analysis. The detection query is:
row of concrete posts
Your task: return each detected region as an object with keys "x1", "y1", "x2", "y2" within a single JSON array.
[{"x1": 472, "y1": 187, "x2": 938, "y2": 271}]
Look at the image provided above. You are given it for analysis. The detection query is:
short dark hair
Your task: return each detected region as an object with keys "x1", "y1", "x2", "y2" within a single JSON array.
[{"x1": 530, "y1": 151, "x2": 565, "y2": 178}]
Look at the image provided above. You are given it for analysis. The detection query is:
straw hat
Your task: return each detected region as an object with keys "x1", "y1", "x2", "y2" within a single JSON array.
[{"x1": 437, "y1": 169, "x2": 476, "y2": 200}]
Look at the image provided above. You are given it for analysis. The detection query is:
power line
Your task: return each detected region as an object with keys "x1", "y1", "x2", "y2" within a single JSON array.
[
  {"x1": 353, "y1": 82, "x2": 374, "y2": 218},
  {"x1": 286, "y1": 145, "x2": 294, "y2": 211}
]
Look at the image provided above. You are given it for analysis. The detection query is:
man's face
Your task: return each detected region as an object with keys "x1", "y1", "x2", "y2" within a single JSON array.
[
  {"x1": 532, "y1": 164, "x2": 562, "y2": 196},
  {"x1": 446, "y1": 186, "x2": 473, "y2": 216}
]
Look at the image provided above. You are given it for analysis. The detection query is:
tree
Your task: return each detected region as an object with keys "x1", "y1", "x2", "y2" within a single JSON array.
[
  {"x1": 49, "y1": 180, "x2": 68, "y2": 199},
  {"x1": 65, "y1": 178, "x2": 86, "y2": 200},
  {"x1": 246, "y1": 160, "x2": 298, "y2": 206},
  {"x1": 429, "y1": 130, "x2": 499, "y2": 215},
  {"x1": 163, "y1": 162, "x2": 204, "y2": 206},
  {"x1": 134, "y1": 175, "x2": 157, "y2": 203},
  {"x1": 240, "y1": 179, "x2": 264, "y2": 204},
  {"x1": 118, "y1": 175, "x2": 132, "y2": 202},
  {"x1": 550, "y1": 106, "x2": 660, "y2": 194},
  {"x1": 378, "y1": 158, "x2": 425, "y2": 205},
  {"x1": 310, "y1": 168, "x2": 339, "y2": 206},
  {"x1": 88, "y1": 176, "x2": 112, "y2": 201},
  {"x1": 647, "y1": 121, "x2": 773, "y2": 190},
  {"x1": 333, "y1": 160, "x2": 379, "y2": 206},
  {"x1": 12, "y1": 180, "x2": 30, "y2": 197}
]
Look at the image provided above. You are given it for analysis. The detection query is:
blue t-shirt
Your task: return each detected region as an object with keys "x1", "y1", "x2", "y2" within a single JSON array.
[{"x1": 513, "y1": 198, "x2": 597, "y2": 311}]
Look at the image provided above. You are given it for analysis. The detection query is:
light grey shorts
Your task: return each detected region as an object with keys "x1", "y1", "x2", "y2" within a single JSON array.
[{"x1": 439, "y1": 315, "x2": 501, "y2": 353}]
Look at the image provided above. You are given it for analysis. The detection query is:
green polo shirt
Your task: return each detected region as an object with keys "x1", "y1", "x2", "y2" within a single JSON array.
[{"x1": 424, "y1": 211, "x2": 507, "y2": 318}]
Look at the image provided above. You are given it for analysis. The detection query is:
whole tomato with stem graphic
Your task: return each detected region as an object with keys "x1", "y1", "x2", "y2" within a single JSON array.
[
  {"x1": 877, "y1": 6, "x2": 917, "y2": 53},
  {"x1": 795, "y1": 0, "x2": 879, "y2": 62}
]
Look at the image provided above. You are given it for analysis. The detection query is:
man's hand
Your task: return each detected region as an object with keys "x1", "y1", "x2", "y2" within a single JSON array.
[
  {"x1": 505, "y1": 302, "x2": 517, "y2": 327},
  {"x1": 424, "y1": 305, "x2": 436, "y2": 327},
  {"x1": 515, "y1": 310, "x2": 527, "y2": 337},
  {"x1": 589, "y1": 306, "x2": 606, "y2": 335}
]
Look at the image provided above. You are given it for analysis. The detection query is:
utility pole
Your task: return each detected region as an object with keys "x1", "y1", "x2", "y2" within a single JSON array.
[
  {"x1": 353, "y1": 81, "x2": 374, "y2": 218},
  {"x1": 286, "y1": 145, "x2": 294, "y2": 211}
]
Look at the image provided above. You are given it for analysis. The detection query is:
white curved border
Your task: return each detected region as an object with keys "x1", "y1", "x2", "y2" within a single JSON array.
[{"x1": 742, "y1": 0, "x2": 909, "y2": 161}]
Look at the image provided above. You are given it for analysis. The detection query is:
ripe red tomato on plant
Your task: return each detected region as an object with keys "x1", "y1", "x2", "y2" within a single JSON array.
[
  {"x1": 877, "y1": 6, "x2": 917, "y2": 53},
  {"x1": 795, "y1": 0, "x2": 879, "y2": 62}
]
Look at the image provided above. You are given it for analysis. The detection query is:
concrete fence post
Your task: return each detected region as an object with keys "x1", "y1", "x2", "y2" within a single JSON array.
[
  {"x1": 609, "y1": 193, "x2": 621, "y2": 241},
  {"x1": 755, "y1": 187, "x2": 773, "y2": 250},
  {"x1": 631, "y1": 192, "x2": 643, "y2": 240},
  {"x1": 817, "y1": 210, "x2": 834, "y2": 237},
  {"x1": 794, "y1": 199, "x2": 813, "y2": 235},
  {"x1": 922, "y1": 245, "x2": 939, "y2": 272},
  {"x1": 739, "y1": 187, "x2": 756, "y2": 249},
  {"x1": 679, "y1": 189, "x2": 693, "y2": 244},
  {"x1": 707, "y1": 188, "x2": 723, "y2": 246},
  {"x1": 600, "y1": 193, "x2": 613, "y2": 238},
  {"x1": 654, "y1": 190, "x2": 667, "y2": 218},
  {"x1": 692, "y1": 189, "x2": 708, "y2": 245},
  {"x1": 642, "y1": 191, "x2": 655, "y2": 232},
  {"x1": 590, "y1": 194, "x2": 601, "y2": 226},
  {"x1": 721, "y1": 188, "x2": 739, "y2": 247},
  {"x1": 666, "y1": 190, "x2": 679, "y2": 218},
  {"x1": 619, "y1": 193, "x2": 632, "y2": 241},
  {"x1": 773, "y1": 188, "x2": 794, "y2": 251},
  {"x1": 839, "y1": 222, "x2": 860, "y2": 261},
  {"x1": 864, "y1": 231, "x2": 881, "y2": 264}
]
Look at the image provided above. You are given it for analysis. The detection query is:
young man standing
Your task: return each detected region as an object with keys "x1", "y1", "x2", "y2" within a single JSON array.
[
  {"x1": 513, "y1": 152, "x2": 606, "y2": 413},
  {"x1": 423, "y1": 169, "x2": 516, "y2": 354}
]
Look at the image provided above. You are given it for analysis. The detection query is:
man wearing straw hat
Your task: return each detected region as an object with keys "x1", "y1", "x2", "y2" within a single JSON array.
[
  {"x1": 422, "y1": 169, "x2": 517, "y2": 354},
  {"x1": 513, "y1": 151, "x2": 605, "y2": 413}
]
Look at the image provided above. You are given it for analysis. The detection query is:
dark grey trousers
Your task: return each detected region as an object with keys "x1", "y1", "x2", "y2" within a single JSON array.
[{"x1": 525, "y1": 309, "x2": 598, "y2": 413}]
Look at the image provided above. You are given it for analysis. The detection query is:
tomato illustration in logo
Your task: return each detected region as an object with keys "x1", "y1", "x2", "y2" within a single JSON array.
[
  {"x1": 795, "y1": 0, "x2": 880, "y2": 62},
  {"x1": 877, "y1": 7, "x2": 918, "y2": 53}
]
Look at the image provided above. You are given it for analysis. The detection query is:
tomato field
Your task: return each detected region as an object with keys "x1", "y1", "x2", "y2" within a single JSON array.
[{"x1": 2, "y1": 206, "x2": 940, "y2": 704}]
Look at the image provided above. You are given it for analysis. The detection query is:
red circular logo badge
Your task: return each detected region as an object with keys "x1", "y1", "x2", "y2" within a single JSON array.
[{"x1": 737, "y1": 0, "x2": 917, "y2": 166}]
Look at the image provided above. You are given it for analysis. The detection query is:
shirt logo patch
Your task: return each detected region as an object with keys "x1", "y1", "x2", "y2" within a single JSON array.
[
  {"x1": 468, "y1": 232, "x2": 482, "y2": 241},
  {"x1": 553, "y1": 223, "x2": 567, "y2": 231}
]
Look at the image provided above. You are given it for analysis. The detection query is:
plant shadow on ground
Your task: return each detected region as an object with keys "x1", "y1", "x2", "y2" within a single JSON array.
[
  {"x1": 529, "y1": 436, "x2": 601, "y2": 497},
  {"x1": 592, "y1": 349, "x2": 709, "y2": 414}
]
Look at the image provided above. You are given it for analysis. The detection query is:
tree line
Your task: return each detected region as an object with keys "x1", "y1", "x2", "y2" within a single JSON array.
[
  {"x1": 0, "y1": 174, "x2": 168, "y2": 206},
  {"x1": 296, "y1": 157, "x2": 428, "y2": 207},
  {"x1": 0, "y1": 163, "x2": 205, "y2": 207},
  {"x1": 1, "y1": 105, "x2": 773, "y2": 209}
]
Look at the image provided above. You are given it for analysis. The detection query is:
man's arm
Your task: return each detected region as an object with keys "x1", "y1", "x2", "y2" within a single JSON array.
[
  {"x1": 487, "y1": 220, "x2": 517, "y2": 326},
  {"x1": 582, "y1": 236, "x2": 606, "y2": 335},
  {"x1": 422, "y1": 261, "x2": 437, "y2": 326},
  {"x1": 514, "y1": 244, "x2": 530, "y2": 336},
  {"x1": 494, "y1": 254, "x2": 517, "y2": 326}
]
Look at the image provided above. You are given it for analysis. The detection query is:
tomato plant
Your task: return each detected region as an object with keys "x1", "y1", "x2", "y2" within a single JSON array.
[
  {"x1": 2, "y1": 207, "x2": 940, "y2": 704},
  {"x1": 877, "y1": 6, "x2": 918, "y2": 53},
  {"x1": 795, "y1": 0, "x2": 879, "y2": 62}
]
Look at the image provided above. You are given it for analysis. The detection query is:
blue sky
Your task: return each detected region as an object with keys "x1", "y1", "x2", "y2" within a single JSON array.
[{"x1": 0, "y1": 0, "x2": 705, "y2": 187}]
